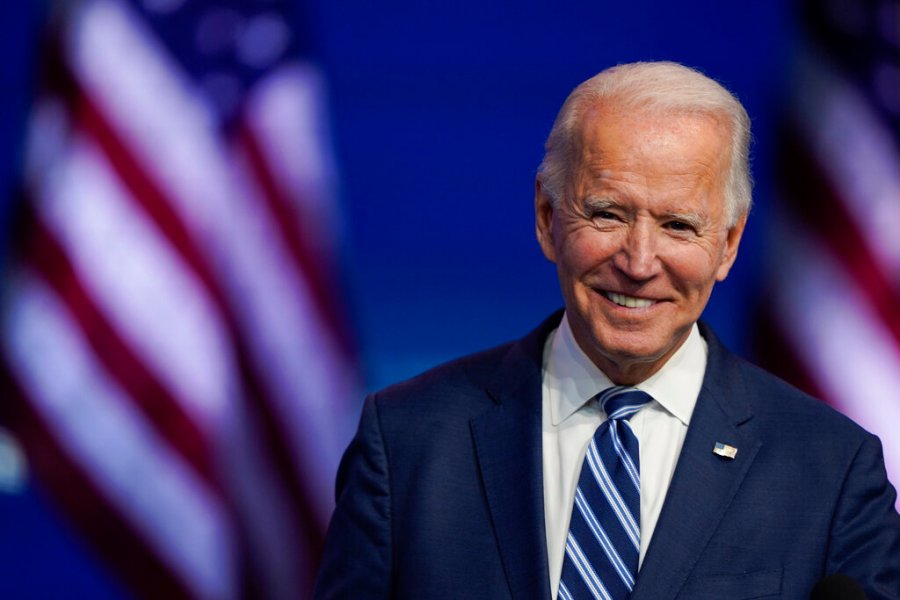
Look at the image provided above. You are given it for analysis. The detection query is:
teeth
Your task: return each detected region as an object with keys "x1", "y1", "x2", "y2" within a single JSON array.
[{"x1": 606, "y1": 292, "x2": 654, "y2": 308}]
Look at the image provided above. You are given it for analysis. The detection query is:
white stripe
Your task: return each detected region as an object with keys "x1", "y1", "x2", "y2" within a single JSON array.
[
  {"x1": 586, "y1": 441, "x2": 640, "y2": 548},
  {"x1": 31, "y1": 131, "x2": 231, "y2": 431},
  {"x1": 557, "y1": 581, "x2": 575, "y2": 600},
  {"x1": 224, "y1": 141, "x2": 357, "y2": 522},
  {"x1": 2, "y1": 271, "x2": 235, "y2": 600},
  {"x1": 599, "y1": 387, "x2": 647, "y2": 419},
  {"x1": 609, "y1": 423, "x2": 640, "y2": 491},
  {"x1": 608, "y1": 404, "x2": 642, "y2": 419},
  {"x1": 597, "y1": 387, "x2": 631, "y2": 409},
  {"x1": 771, "y1": 215, "x2": 900, "y2": 504},
  {"x1": 244, "y1": 64, "x2": 341, "y2": 253},
  {"x1": 574, "y1": 488, "x2": 635, "y2": 588},
  {"x1": 71, "y1": 0, "x2": 233, "y2": 233},
  {"x1": 565, "y1": 534, "x2": 611, "y2": 600},
  {"x1": 216, "y1": 390, "x2": 310, "y2": 598}
]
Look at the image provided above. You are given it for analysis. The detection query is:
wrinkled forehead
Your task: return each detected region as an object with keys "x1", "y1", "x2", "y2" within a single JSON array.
[{"x1": 570, "y1": 103, "x2": 732, "y2": 175}]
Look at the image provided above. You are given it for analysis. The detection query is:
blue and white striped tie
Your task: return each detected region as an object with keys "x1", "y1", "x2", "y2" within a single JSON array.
[{"x1": 558, "y1": 386, "x2": 653, "y2": 600}]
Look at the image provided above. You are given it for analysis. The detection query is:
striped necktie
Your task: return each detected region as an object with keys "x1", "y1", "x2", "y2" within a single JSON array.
[{"x1": 558, "y1": 386, "x2": 653, "y2": 600}]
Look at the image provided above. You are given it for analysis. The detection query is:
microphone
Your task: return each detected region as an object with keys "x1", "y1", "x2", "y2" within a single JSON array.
[{"x1": 809, "y1": 574, "x2": 868, "y2": 600}]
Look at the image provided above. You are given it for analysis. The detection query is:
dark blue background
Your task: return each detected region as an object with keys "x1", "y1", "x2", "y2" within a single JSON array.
[
  {"x1": 315, "y1": 1, "x2": 791, "y2": 387},
  {"x1": 0, "y1": 1, "x2": 792, "y2": 596}
]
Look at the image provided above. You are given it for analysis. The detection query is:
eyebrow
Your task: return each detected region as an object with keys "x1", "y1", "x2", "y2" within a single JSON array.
[
  {"x1": 661, "y1": 212, "x2": 705, "y2": 230},
  {"x1": 582, "y1": 197, "x2": 619, "y2": 212}
]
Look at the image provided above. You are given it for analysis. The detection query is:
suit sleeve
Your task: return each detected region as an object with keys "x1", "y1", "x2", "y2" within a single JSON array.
[
  {"x1": 827, "y1": 432, "x2": 900, "y2": 599},
  {"x1": 314, "y1": 396, "x2": 393, "y2": 599}
]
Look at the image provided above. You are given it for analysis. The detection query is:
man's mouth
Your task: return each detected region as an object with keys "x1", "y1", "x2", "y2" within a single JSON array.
[{"x1": 603, "y1": 291, "x2": 656, "y2": 308}]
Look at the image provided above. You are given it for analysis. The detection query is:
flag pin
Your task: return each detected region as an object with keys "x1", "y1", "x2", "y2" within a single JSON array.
[{"x1": 713, "y1": 442, "x2": 738, "y2": 460}]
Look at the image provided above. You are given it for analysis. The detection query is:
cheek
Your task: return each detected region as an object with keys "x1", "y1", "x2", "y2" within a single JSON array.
[
  {"x1": 660, "y1": 245, "x2": 721, "y2": 293},
  {"x1": 557, "y1": 231, "x2": 617, "y2": 275},
  {"x1": 682, "y1": 260, "x2": 722, "y2": 296}
]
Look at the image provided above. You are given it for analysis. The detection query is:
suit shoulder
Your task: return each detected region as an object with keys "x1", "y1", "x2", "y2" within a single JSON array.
[
  {"x1": 370, "y1": 339, "x2": 516, "y2": 411},
  {"x1": 369, "y1": 311, "x2": 560, "y2": 415}
]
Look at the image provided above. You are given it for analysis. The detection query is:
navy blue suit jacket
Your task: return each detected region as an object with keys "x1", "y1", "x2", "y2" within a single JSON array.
[{"x1": 315, "y1": 313, "x2": 900, "y2": 599}]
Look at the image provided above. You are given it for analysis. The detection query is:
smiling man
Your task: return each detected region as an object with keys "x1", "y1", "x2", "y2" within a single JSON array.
[
  {"x1": 535, "y1": 95, "x2": 745, "y2": 386},
  {"x1": 315, "y1": 62, "x2": 900, "y2": 600}
]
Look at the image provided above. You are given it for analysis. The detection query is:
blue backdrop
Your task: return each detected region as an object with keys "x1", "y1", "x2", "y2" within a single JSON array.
[{"x1": 315, "y1": 1, "x2": 791, "y2": 389}]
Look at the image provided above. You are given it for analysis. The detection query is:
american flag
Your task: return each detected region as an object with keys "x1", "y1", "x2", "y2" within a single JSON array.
[
  {"x1": 757, "y1": 0, "x2": 900, "y2": 507},
  {"x1": 0, "y1": 0, "x2": 357, "y2": 597}
]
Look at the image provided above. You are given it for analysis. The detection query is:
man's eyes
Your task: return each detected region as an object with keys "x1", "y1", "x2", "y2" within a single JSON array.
[
  {"x1": 665, "y1": 220, "x2": 695, "y2": 232},
  {"x1": 583, "y1": 205, "x2": 700, "y2": 233},
  {"x1": 583, "y1": 204, "x2": 621, "y2": 221}
]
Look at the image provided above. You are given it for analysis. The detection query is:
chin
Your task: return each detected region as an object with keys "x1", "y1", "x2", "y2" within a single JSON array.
[
  {"x1": 583, "y1": 320, "x2": 686, "y2": 375},
  {"x1": 596, "y1": 337, "x2": 669, "y2": 367}
]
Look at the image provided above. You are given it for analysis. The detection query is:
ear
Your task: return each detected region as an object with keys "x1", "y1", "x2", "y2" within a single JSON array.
[
  {"x1": 535, "y1": 179, "x2": 558, "y2": 263},
  {"x1": 715, "y1": 213, "x2": 747, "y2": 282}
]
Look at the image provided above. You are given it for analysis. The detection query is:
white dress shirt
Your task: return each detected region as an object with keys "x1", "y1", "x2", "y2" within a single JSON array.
[{"x1": 542, "y1": 313, "x2": 708, "y2": 598}]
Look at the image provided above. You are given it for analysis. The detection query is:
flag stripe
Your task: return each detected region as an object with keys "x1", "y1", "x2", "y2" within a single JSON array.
[
  {"x1": 768, "y1": 222, "x2": 900, "y2": 489},
  {"x1": 215, "y1": 146, "x2": 355, "y2": 519},
  {"x1": 20, "y1": 206, "x2": 216, "y2": 488},
  {"x1": 0, "y1": 362, "x2": 195, "y2": 600},
  {"x1": 235, "y1": 123, "x2": 353, "y2": 355},
  {"x1": 73, "y1": 85, "x2": 224, "y2": 314},
  {"x1": 753, "y1": 309, "x2": 827, "y2": 401},
  {"x1": 778, "y1": 130, "x2": 900, "y2": 345},
  {"x1": 786, "y1": 54, "x2": 900, "y2": 274},
  {"x1": 3, "y1": 271, "x2": 235, "y2": 599},
  {"x1": 27, "y1": 120, "x2": 233, "y2": 432},
  {"x1": 230, "y1": 344, "x2": 327, "y2": 576}
]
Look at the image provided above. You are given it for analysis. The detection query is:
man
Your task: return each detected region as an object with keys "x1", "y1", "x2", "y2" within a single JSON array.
[{"x1": 314, "y1": 62, "x2": 900, "y2": 599}]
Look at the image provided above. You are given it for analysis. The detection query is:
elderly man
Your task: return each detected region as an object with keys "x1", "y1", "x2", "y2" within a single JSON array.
[{"x1": 314, "y1": 62, "x2": 900, "y2": 599}]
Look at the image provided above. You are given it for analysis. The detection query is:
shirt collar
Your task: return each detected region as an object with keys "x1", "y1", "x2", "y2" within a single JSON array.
[{"x1": 546, "y1": 312, "x2": 707, "y2": 427}]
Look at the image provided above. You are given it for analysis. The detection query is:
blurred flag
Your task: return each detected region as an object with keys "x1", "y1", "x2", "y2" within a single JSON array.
[
  {"x1": 758, "y1": 0, "x2": 900, "y2": 505},
  {"x1": 0, "y1": 0, "x2": 357, "y2": 597}
]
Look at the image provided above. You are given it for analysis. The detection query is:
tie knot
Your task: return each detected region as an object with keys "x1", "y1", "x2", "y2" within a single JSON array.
[{"x1": 595, "y1": 386, "x2": 653, "y2": 421}]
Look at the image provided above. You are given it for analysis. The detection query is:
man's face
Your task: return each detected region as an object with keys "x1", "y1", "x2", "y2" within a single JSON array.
[{"x1": 536, "y1": 104, "x2": 746, "y2": 384}]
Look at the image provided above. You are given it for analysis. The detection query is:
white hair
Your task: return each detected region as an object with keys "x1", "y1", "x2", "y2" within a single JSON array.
[{"x1": 537, "y1": 61, "x2": 752, "y2": 226}]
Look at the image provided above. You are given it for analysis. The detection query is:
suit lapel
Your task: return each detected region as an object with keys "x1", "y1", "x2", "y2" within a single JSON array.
[
  {"x1": 470, "y1": 314, "x2": 560, "y2": 600},
  {"x1": 472, "y1": 399, "x2": 549, "y2": 600},
  {"x1": 631, "y1": 326, "x2": 761, "y2": 600}
]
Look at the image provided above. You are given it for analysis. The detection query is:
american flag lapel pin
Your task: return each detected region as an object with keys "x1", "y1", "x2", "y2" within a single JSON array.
[{"x1": 713, "y1": 442, "x2": 738, "y2": 460}]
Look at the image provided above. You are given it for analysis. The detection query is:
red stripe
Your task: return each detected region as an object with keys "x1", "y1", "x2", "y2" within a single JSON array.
[
  {"x1": 777, "y1": 128, "x2": 900, "y2": 352},
  {"x1": 20, "y1": 206, "x2": 218, "y2": 492},
  {"x1": 0, "y1": 360, "x2": 195, "y2": 600},
  {"x1": 73, "y1": 95, "x2": 223, "y2": 310},
  {"x1": 69, "y1": 73, "x2": 327, "y2": 579},
  {"x1": 234, "y1": 122, "x2": 356, "y2": 358},
  {"x1": 751, "y1": 306, "x2": 828, "y2": 403},
  {"x1": 231, "y1": 340, "x2": 326, "y2": 586}
]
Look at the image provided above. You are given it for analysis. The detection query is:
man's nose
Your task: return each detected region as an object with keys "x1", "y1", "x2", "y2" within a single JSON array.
[{"x1": 613, "y1": 223, "x2": 661, "y2": 281}]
